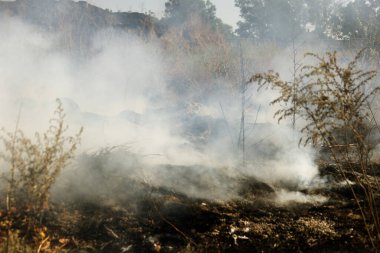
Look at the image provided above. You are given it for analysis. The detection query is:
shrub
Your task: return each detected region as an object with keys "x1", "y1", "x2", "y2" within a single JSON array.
[
  {"x1": 250, "y1": 49, "x2": 380, "y2": 248},
  {"x1": 0, "y1": 99, "x2": 83, "y2": 217}
]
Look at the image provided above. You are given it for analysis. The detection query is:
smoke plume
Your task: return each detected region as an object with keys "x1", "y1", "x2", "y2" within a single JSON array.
[{"x1": 0, "y1": 16, "x2": 320, "y2": 202}]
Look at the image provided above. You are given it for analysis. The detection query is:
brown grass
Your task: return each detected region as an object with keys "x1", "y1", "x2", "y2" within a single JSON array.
[
  {"x1": 250, "y1": 49, "x2": 380, "y2": 249},
  {"x1": 0, "y1": 99, "x2": 82, "y2": 253}
]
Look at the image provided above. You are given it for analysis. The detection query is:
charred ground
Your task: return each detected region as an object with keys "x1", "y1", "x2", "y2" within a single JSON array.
[{"x1": 1, "y1": 161, "x2": 378, "y2": 252}]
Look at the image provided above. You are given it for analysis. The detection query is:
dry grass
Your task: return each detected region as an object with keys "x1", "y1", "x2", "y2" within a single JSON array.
[
  {"x1": 0, "y1": 99, "x2": 82, "y2": 253},
  {"x1": 250, "y1": 49, "x2": 380, "y2": 249},
  {"x1": 0, "y1": 228, "x2": 35, "y2": 253}
]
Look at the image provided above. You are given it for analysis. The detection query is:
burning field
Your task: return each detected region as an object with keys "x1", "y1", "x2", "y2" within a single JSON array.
[
  {"x1": 1, "y1": 0, "x2": 380, "y2": 252},
  {"x1": 1, "y1": 125, "x2": 379, "y2": 252},
  {"x1": 1, "y1": 152, "x2": 379, "y2": 252}
]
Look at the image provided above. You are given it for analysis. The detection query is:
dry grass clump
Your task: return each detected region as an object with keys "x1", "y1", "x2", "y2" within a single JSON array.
[
  {"x1": 0, "y1": 99, "x2": 82, "y2": 252},
  {"x1": 297, "y1": 217, "x2": 337, "y2": 247},
  {"x1": 162, "y1": 14, "x2": 239, "y2": 93},
  {"x1": 250, "y1": 49, "x2": 380, "y2": 249},
  {"x1": 297, "y1": 217, "x2": 337, "y2": 237},
  {"x1": 251, "y1": 49, "x2": 378, "y2": 148},
  {"x1": 1, "y1": 99, "x2": 82, "y2": 215},
  {"x1": 0, "y1": 228, "x2": 35, "y2": 253},
  {"x1": 0, "y1": 225, "x2": 68, "y2": 253}
]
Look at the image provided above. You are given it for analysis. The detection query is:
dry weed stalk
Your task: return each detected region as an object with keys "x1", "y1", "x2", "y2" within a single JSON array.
[
  {"x1": 250, "y1": 49, "x2": 380, "y2": 249},
  {"x1": 1, "y1": 99, "x2": 83, "y2": 216}
]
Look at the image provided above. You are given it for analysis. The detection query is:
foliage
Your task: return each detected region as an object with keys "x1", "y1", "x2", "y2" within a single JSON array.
[
  {"x1": 165, "y1": 0, "x2": 215, "y2": 23},
  {"x1": 163, "y1": 0, "x2": 232, "y2": 37},
  {"x1": 250, "y1": 49, "x2": 380, "y2": 248},
  {"x1": 328, "y1": 0, "x2": 380, "y2": 41},
  {"x1": 0, "y1": 228, "x2": 35, "y2": 253},
  {"x1": 235, "y1": 0, "x2": 380, "y2": 54},
  {"x1": 0, "y1": 99, "x2": 83, "y2": 216},
  {"x1": 235, "y1": 0, "x2": 311, "y2": 42},
  {"x1": 327, "y1": 0, "x2": 380, "y2": 63},
  {"x1": 0, "y1": 99, "x2": 82, "y2": 252},
  {"x1": 0, "y1": 225, "x2": 67, "y2": 253},
  {"x1": 161, "y1": 15, "x2": 240, "y2": 99},
  {"x1": 161, "y1": 0, "x2": 235, "y2": 93},
  {"x1": 251, "y1": 49, "x2": 378, "y2": 147}
]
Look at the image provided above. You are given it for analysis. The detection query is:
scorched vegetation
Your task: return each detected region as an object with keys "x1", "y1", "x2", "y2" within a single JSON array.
[{"x1": 0, "y1": 0, "x2": 380, "y2": 252}]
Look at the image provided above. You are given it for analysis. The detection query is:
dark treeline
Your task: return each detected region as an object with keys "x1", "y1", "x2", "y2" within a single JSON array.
[{"x1": 1, "y1": 0, "x2": 379, "y2": 53}]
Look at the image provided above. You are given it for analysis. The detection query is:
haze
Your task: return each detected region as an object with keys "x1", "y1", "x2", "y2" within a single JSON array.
[{"x1": 83, "y1": 0, "x2": 240, "y2": 27}]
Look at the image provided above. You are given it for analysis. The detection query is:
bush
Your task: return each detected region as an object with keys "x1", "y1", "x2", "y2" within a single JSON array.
[
  {"x1": 250, "y1": 49, "x2": 380, "y2": 248},
  {"x1": 0, "y1": 99, "x2": 82, "y2": 217}
]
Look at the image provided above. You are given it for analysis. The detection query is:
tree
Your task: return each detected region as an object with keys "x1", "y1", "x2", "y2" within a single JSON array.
[
  {"x1": 165, "y1": 0, "x2": 215, "y2": 24},
  {"x1": 328, "y1": 0, "x2": 380, "y2": 41},
  {"x1": 163, "y1": 0, "x2": 232, "y2": 36},
  {"x1": 235, "y1": 0, "x2": 378, "y2": 42},
  {"x1": 324, "y1": 0, "x2": 380, "y2": 64},
  {"x1": 304, "y1": 0, "x2": 335, "y2": 37},
  {"x1": 235, "y1": 0, "x2": 309, "y2": 43}
]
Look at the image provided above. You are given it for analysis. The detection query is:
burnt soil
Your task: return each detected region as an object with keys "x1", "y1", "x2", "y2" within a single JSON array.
[{"x1": 2, "y1": 164, "x2": 380, "y2": 253}]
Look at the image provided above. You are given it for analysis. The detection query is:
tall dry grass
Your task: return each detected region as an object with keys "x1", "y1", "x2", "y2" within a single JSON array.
[
  {"x1": 0, "y1": 99, "x2": 82, "y2": 253},
  {"x1": 250, "y1": 49, "x2": 380, "y2": 249}
]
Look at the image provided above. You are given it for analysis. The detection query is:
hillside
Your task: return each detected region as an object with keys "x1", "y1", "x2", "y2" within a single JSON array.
[{"x1": 0, "y1": 0, "x2": 161, "y2": 54}]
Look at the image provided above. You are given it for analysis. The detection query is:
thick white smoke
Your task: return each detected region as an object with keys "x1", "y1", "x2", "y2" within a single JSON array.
[{"x1": 0, "y1": 17, "x2": 320, "y2": 201}]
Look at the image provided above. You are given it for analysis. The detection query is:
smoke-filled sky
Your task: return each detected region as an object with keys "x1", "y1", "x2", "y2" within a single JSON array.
[{"x1": 82, "y1": 0, "x2": 240, "y2": 28}]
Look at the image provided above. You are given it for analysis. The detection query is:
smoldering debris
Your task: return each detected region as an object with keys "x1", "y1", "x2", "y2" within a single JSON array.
[
  {"x1": 275, "y1": 190, "x2": 328, "y2": 205},
  {"x1": 52, "y1": 143, "x2": 323, "y2": 206}
]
